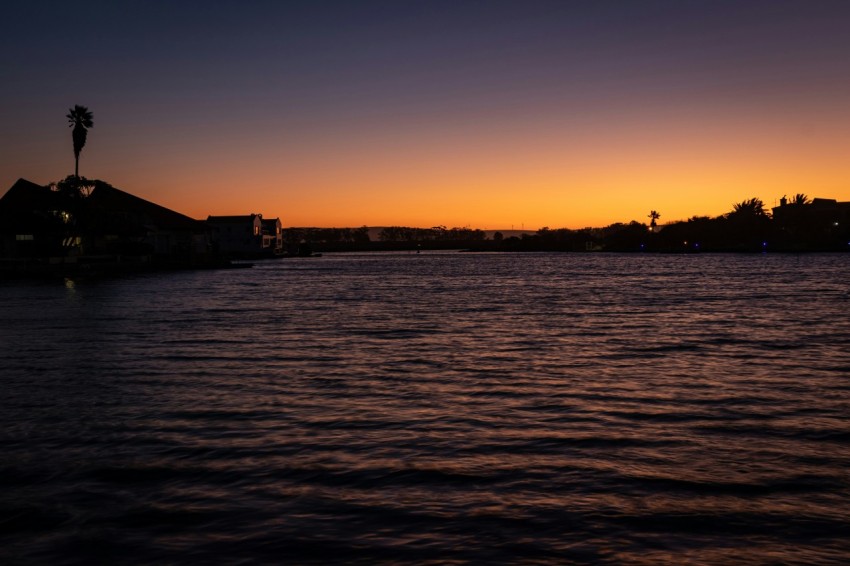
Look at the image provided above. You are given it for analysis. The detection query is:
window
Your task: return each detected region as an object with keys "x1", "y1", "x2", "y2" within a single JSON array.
[{"x1": 15, "y1": 234, "x2": 34, "y2": 241}]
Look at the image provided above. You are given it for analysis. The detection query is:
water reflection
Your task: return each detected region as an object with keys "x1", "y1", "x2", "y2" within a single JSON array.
[{"x1": 1, "y1": 253, "x2": 849, "y2": 563}]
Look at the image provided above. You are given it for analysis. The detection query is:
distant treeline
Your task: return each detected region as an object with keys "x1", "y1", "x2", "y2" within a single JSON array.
[
  {"x1": 282, "y1": 226, "x2": 487, "y2": 252},
  {"x1": 377, "y1": 226, "x2": 486, "y2": 243},
  {"x1": 283, "y1": 226, "x2": 371, "y2": 247},
  {"x1": 285, "y1": 197, "x2": 850, "y2": 253},
  {"x1": 486, "y1": 200, "x2": 848, "y2": 252},
  {"x1": 511, "y1": 197, "x2": 848, "y2": 253}
]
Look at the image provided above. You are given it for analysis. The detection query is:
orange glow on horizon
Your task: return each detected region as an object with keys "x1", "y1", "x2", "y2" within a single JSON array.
[
  {"x1": 3, "y1": 77, "x2": 849, "y2": 230},
  {"x1": 3, "y1": 2, "x2": 850, "y2": 231},
  {"x1": 80, "y1": 104, "x2": 849, "y2": 230}
]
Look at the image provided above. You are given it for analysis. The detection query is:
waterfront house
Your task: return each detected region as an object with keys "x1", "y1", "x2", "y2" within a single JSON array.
[
  {"x1": 772, "y1": 197, "x2": 850, "y2": 227},
  {"x1": 0, "y1": 177, "x2": 212, "y2": 265},
  {"x1": 771, "y1": 197, "x2": 850, "y2": 249},
  {"x1": 206, "y1": 214, "x2": 263, "y2": 256},
  {"x1": 0, "y1": 178, "x2": 66, "y2": 258},
  {"x1": 207, "y1": 214, "x2": 282, "y2": 257},
  {"x1": 86, "y1": 183, "x2": 211, "y2": 260},
  {"x1": 261, "y1": 217, "x2": 283, "y2": 254}
]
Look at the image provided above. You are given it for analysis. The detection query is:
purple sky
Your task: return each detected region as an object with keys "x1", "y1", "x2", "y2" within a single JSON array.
[{"x1": 2, "y1": 1, "x2": 849, "y2": 227}]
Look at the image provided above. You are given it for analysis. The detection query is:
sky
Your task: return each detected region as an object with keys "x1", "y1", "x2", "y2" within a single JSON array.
[{"x1": 2, "y1": 0, "x2": 849, "y2": 229}]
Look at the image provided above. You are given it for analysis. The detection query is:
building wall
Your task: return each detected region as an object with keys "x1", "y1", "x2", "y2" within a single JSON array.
[{"x1": 208, "y1": 215, "x2": 264, "y2": 254}]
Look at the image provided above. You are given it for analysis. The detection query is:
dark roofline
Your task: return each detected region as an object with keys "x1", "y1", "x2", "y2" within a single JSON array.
[
  {"x1": 0, "y1": 178, "x2": 51, "y2": 205},
  {"x1": 207, "y1": 214, "x2": 262, "y2": 223},
  {"x1": 0, "y1": 179, "x2": 56, "y2": 233},
  {"x1": 773, "y1": 198, "x2": 850, "y2": 212},
  {"x1": 3, "y1": 178, "x2": 45, "y2": 194},
  {"x1": 89, "y1": 184, "x2": 206, "y2": 232}
]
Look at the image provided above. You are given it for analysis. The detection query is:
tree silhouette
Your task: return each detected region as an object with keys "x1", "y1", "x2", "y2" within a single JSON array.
[
  {"x1": 726, "y1": 198, "x2": 770, "y2": 250},
  {"x1": 67, "y1": 105, "x2": 94, "y2": 178},
  {"x1": 648, "y1": 210, "x2": 660, "y2": 230},
  {"x1": 792, "y1": 193, "x2": 810, "y2": 205},
  {"x1": 731, "y1": 198, "x2": 767, "y2": 217}
]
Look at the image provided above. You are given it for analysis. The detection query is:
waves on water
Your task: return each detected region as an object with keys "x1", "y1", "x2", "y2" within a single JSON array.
[{"x1": 1, "y1": 253, "x2": 849, "y2": 564}]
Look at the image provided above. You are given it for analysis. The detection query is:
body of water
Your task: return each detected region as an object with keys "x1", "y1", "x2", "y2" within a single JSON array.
[{"x1": 1, "y1": 252, "x2": 849, "y2": 564}]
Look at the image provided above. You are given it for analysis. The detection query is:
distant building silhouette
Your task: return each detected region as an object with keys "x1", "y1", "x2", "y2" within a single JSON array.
[
  {"x1": 772, "y1": 197, "x2": 850, "y2": 226},
  {"x1": 206, "y1": 215, "x2": 262, "y2": 256},
  {"x1": 772, "y1": 197, "x2": 850, "y2": 249},
  {"x1": 261, "y1": 217, "x2": 283, "y2": 254},
  {"x1": 207, "y1": 214, "x2": 282, "y2": 257}
]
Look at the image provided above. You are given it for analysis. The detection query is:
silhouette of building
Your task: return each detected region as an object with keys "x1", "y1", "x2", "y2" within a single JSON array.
[
  {"x1": 207, "y1": 214, "x2": 283, "y2": 257},
  {"x1": 86, "y1": 183, "x2": 210, "y2": 258},
  {"x1": 206, "y1": 214, "x2": 261, "y2": 256},
  {"x1": 261, "y1": 217, "x2": 283, "y2": 254},
  {"x1": 0, "y1": 178, "x2": 63, "y2": 258},
  {"x1": 1, "y1": 178, "x2": 210, "y2": 262},
  {"x1": 772, "y1": 198, "x2": 850, "y2": 226},
  {"x1": 772, "y1": 197, "x2": 850, "y2": 250}
]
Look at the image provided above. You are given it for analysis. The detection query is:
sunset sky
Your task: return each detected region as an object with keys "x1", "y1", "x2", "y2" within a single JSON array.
[{"x1": 2, "y1": 0, "x2": 849, "y2": 229}]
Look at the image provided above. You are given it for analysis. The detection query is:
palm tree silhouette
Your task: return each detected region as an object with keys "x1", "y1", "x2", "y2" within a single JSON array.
[
  {"x1": 648, "y1": 210, "x2": 660, "y2": 230},
  {"x1": 792, "y1": 193, "x2": 810, "y2": 206},
  {"x1": 67, "y1": 105, "x2": 93, "y2": 178},
  {"x1": 732, "y1": 198, "x2": 767, "y2": 216}
]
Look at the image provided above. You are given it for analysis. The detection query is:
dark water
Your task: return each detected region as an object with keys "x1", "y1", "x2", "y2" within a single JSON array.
[{"x1": 2, "y1": 252, "x2": 849, "y2": 564}]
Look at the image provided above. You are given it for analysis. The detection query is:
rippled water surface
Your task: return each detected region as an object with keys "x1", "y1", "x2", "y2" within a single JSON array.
[{"x1": 2, "y1": 252, "x2": 849, "y2": 564}]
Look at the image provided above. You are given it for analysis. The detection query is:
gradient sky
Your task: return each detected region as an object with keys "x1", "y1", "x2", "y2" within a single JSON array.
[{"x1": 2, "y1": 1, "x2": 849, "y2": 228}]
